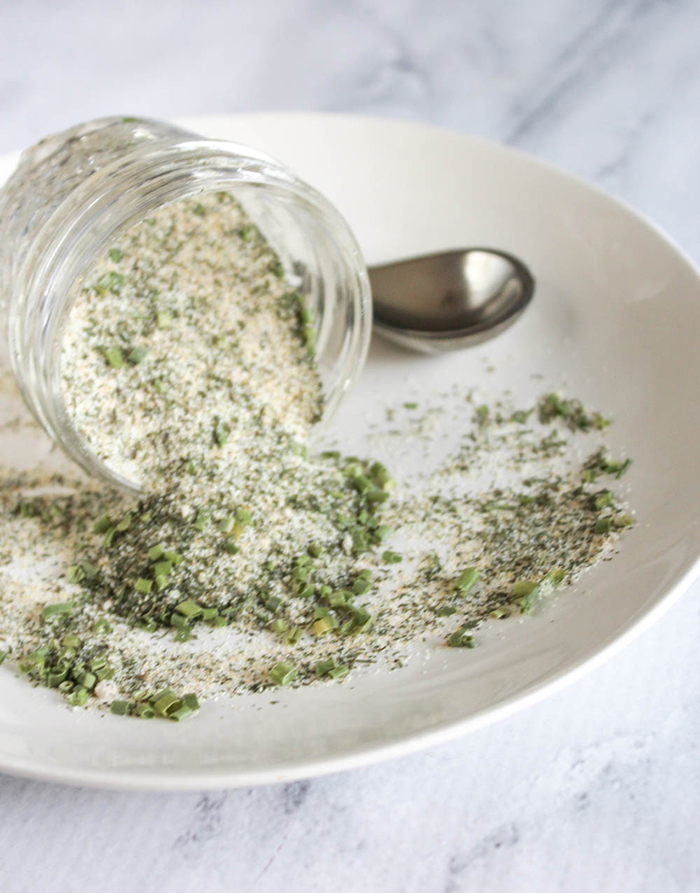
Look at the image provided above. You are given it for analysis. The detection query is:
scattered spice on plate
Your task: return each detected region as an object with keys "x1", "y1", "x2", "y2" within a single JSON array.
[{"x1": 0, "y1": 193, "x2": 636, "y2": 719}]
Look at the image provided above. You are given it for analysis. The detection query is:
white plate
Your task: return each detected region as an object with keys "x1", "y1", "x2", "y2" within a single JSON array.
[{"x1": 1, "y1": 113, "x2": 700, "y2": 790}]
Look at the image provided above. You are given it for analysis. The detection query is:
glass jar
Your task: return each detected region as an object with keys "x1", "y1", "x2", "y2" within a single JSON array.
[{"x1": 0, "y1": 116, "x2": 371, "y2": 490}]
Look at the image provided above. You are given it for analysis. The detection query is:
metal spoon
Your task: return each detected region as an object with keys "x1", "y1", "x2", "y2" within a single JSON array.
[{"x1": 368, "y1": 248, "x2": 534, "y2": 353}]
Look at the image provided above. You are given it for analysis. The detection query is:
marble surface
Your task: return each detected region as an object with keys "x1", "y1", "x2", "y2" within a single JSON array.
[{"x1": 1, "y1": 1, "x2": 700, "y2": 890}]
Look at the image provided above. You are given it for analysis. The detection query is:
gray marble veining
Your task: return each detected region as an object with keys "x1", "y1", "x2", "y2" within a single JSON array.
[{"x1": 1, "y1": 1, "x2": 700, "y2": 890}]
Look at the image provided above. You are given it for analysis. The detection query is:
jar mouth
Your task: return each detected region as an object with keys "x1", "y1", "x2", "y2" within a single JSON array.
[{"x1": 9, "y1": 136, "x2": 371, "y2": 491}]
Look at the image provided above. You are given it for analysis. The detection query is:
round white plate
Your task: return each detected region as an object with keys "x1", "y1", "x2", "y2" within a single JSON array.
[{"x1": 1, "y1": 113, "x2": 700, "y2": 790}]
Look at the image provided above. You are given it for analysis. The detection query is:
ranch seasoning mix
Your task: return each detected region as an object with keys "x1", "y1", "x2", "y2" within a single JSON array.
[{"x1": 0, "y1": 192, "x2": 634, "y2": 721}]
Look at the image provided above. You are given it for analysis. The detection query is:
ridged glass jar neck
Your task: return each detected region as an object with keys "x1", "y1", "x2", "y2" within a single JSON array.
[{"x1": 0, "y1": 118, "x2": 371, "y2": 490}]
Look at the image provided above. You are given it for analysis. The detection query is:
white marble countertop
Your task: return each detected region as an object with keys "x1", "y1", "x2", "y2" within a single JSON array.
[{"x1": 1, "y1": 1, "x2": 700, "y2": 890}]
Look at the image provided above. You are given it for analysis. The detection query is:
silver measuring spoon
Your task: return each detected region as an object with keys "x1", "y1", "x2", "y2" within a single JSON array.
[{"x1": 369, "y1": 248, "x2": 534, "y2": 353}]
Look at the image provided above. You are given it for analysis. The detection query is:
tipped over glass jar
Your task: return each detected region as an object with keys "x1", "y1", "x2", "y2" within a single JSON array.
[{"x1": 0, "y1": 116, "x2": 371, "y2": 490}]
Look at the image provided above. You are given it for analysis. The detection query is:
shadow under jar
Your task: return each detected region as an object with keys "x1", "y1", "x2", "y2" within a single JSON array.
[{"x1": 0, "y1": 116, "x2": 371, "y2": 491}]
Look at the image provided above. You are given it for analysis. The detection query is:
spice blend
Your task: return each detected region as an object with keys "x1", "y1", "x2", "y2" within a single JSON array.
[{"x1": 0, "y1": 193, "x2": 634, "y2": 720}]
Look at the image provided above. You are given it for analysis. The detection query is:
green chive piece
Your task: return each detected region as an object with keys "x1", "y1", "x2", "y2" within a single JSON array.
[
  {"x1": 156, "y1": 310, "x2": 173, "y2": 329},
  {"x1": 266, "y1": 596, "x2": 284, "y2": 613},
  {"x1": 544, "y1": 568, "x2": 566, "y2": 586},
  {"x1": 404, "y1": 402, "x2": 418, "y2": 410},
  {"x1": 352, "y1": 577, "x2": 372, "y2": 596},
  {"x1": 595, "y1": 517, "x2": 613, "y2": 534},
  {"x1": 212, "y1": 615, "x2": 227, "y2": 627},
  {"x1": 103, "y1": 528, "x2": 117, "y2": 547},
  {"x1": 182, "y1": 693, "x2": 199, "y2": 710},
  {"x1": 296, "y1": 583, "x2": 315, "y2": 598},
  {"x1": 383, "y1": 550, "x2": 402, "y2": 564},
  {"x1": 615, "y1": 458, "x2": 632, "y2": 479},
  {"x1": 192, "y1": 510, "x2": 211, "y2": 532},
  {"x1": 95, "y1": 618, "x2": 111, "y2": 634},
  {"x1": 67, "y1": 565, "x2": 85, "y2": 584},
  {"x1": 164, "y1": 550, "x2": 183, "y2": 566},
  {"x1": 139, "y1": 619, "x2": 157, "y2": 633},
  {"x1": 615, "y1": 513, "x2": 634, "y2": 528},
  {"x1": 328, "y1": 665, "x2": 350, "y2": 679},
  {"x1": 375, "y1": 525, "x2": 393, "y2": 543},
  {"x1": 135, "y1": 578, "x2": 153, "y2": 595},
  {"x1": 270, "y1": 662, "x2": 298, "y2": 686},
  {"x1": 223, "y1": 540, "x2": 240, "y2": 555},
  {"x1": 320, "y1": 450, "x2": 340, "y2": 460},
  {"x1": 286, "y1": 627, "x2": 303, "y2": 645},
  {"x1": 595, "y1": 490, "x2": 613, "y2": 510},
  {"x1": 351, "y1": 474, "x2": 375, "y2": 494},
  {"x1": 271, "y1": 618, "x2": 288, "y2": 633},
  {"x1": 448, "y1": 627, "x2": 478, "y2": 648},
  {"x1": 47, "y1": 668, "x2": 68, "y2": 687},
  {"x1": 64, "y1": 633, "x2": 81, "y2": 649},
  {"x1": 455, "y1": 567, "x2": 480, "y2": 595},
  {"x1": 152, "y1": 691, "x2": 182, "y2": 717},
  {"x1": 136, "y1": 702, "x2": 155, "y2": 719},
  {"x1": 328, "y1": 591, "x2": 348, "y2": 608},
  {"x1": 155, "y1": 574, "x2": 169, "y2": 591},
  {"x1": 489, "y1": 607, "x2": 511, "y2": 620},
  {"x1": 58, "y1": 680, "x2": 74, "y2": 694},
  {"x1": 152, "y1": 560, "x2": 173, "y2": 578},
  {"x1": 115, "y1": 513, "x2": 132, "y2": 532},
  {"x1": 77, "y1": 671, "x2": 97, "y2": 691},
  {"x1": 95, "y1": 271, "x2": 124, "y2": 294},
  {"x1": 313, "y1": 617, "x2": 335, "y2": 637},
  {"x1": 292, "y1": 565, "x2": 310, "y2": 582},
  {"x1": 93, "y1": 514, "x2": 112, "y2": 534},
  {"x1": 170, "y1": 613, "x2": 188, "y2": 629},
  {"x1": 127, "y1": 344, "x2": 149, "y2": 365},
  {"x1": 513, "y1": 580, "x2": 541, "y2": 613},
  {"x1": 366, "y1": 489, "x2": 390, "y2": 505},
  {"x1": 235, "y1": 507, "x2": 252, "y2": 526},
  {"x1": 68, "y1": 686, "x2": 89, "y2": 707},
  {"x1": 370, "y1": 461, "x2": 396, "y2": 491},
  {"x1": 81, "y1": 562, "x2": 99, "y2": 579},
  {"x1": 307, "y1": 542, "x2": 323, "y2": 558},
  {"x1": 175, "y1": 627, "x2": 193, "y2": 642},
  {"x1": 42, "y1": 602, "x2": 73, "y2": 620},
  {"x1": 109, "y1": 248, "x2": 123, "y2": 263},
  {"x1": 0, "y1": 650, "x2": 6, "y2": 666},
  {"x1": 315, "y1": 659, "x2": 335, "y2": 676},
  {"x1": 104, "y1": 346, "x2": 125, "y2": 369},
  {"x1": 110, "y1": 700, "x2": 132, "y2": 716},
  {"x1": 214, "y1": 420, "x2": 230, "y2": 446},
  {"x1": 175, "y1": 599, "x2": 203, "y2": 619},
  {"x1": 148, "y1": 543, "x2": 165, "y2": 561},
  {"x1": 169, "y1": 704, "x2": 194, "y2": 721}
]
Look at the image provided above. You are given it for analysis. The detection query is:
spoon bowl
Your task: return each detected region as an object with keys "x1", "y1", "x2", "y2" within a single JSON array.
[{"x1": 369, "y1": 248, "x2": 535, "y2": 353}]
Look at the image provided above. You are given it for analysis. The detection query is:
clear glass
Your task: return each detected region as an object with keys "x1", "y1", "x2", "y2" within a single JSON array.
[{"x1": 0, "y1": 116, "x2": 371, "y2": 490}]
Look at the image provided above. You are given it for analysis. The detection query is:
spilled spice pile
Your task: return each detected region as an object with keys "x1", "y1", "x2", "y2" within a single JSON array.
[{"x1": 0, "y1": 194, "x2": 635, "y2": 721}]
